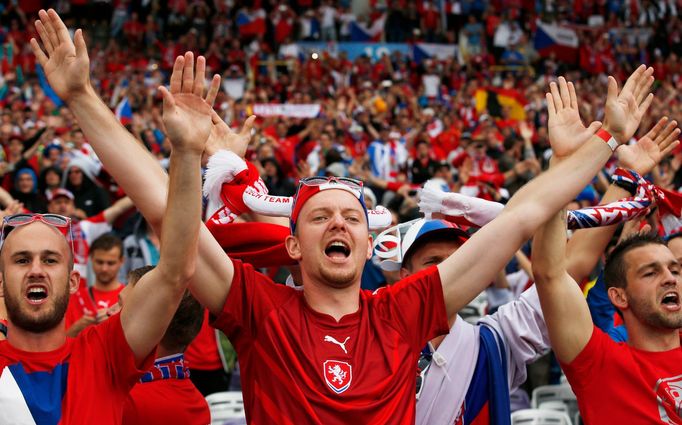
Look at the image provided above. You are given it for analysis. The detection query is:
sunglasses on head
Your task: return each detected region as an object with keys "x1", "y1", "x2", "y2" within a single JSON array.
[
  {"x1": 0, "y1": 213, "x2": 74, "y2": 251},
  {"x1": 297, "y1": 176, "x2": 364, "y2": 192},
  {"x1": 290, "y1": 176, "x2": 367, "y2": 233}
]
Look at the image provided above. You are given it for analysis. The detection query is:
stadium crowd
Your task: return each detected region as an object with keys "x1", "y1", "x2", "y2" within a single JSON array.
[{"x1": 0, "y1": 1, "x2": 681, "y2": 424}]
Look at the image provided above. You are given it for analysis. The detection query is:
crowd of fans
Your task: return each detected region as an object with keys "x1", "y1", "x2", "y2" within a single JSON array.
[
  {"x1": 1, "y1": 1, "x2": 681, "y2": 228},
  {"x1": 0, "y1": 2, "x2": 681, "y2": 417}
]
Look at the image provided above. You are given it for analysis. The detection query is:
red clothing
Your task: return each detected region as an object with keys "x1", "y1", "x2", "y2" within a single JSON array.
[
  {"x1": 91, "y1": 285, "x2": 125, "y2": 310},
  {"x1": 213, "y1": 260, "x2": 449, "y2": 424},
  {"x1": 562, "y1": 327, "x2": 682, "y2": 424},
  {"x1": 123, "y1": 372, "x2": 210, "y2": 425},
  {"x1": 64, "y1": 283, "x2": 125, "y2": 330},
  {"x1": 185, "y1": 310, "x2": 223, "y2": 371},
  {"x1": 0, "y1": 314, "x2": 153, "y2": 424}
]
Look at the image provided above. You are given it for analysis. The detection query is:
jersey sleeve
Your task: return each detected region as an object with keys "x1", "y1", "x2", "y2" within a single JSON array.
[
  {"x1": 80, "y1": 313, "x2": 156, "y2": 391},
  {"x1": 559, "y1": 325, "x2": 614, "y2": 391},
  {"x1": 371, "y1": 265, "x2": 450, "y2": 352},
  {"x1": 478, "y1": 285, "x2": 551, "y2": 392},
  {"x1": 210, "y1": 260, "x2": 294, "y2": 343}
]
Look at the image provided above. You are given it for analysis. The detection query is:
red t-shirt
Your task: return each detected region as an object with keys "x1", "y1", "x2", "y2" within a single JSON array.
[
  {"x1": 212, "y1": 261, "x2": 449, "y2": 424},
  {"x1": 123, "y1": 376, "x2": 210, "y2": 425},
  {"x1": 64, "y1": 283, "x2": 125, "y2": 330},
  {"x1": 562, "y1": 327, "x2": 682, "y2": 424},
  {"x1": 185, "y1": 310, "x2": 223, "y2": 371},
  {"x1": 0, "y1": 314, "x2": 154, "y2": 424},
  {"x1": 91, "y1": 285, "x2": 125, "y2": 310}
]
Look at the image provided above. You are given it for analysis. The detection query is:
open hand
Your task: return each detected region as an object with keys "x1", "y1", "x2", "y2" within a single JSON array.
[
  {"x1": 30, "y1": 9, "x2": 91, "y2": 101},
  {"x1": 617, "y1": 117, "x2": 680, "y2": 175},
  {"x1": 205, "y1": 113, "x2": 256, "y2": 161},
  {"x1": 159, "y1": 52, "x2": 220, "y2": 154},
  {"x1": 546, "y1": 77, "x2": 602, "y2": 159},
  {"x1": 603, "y1": 65, "x2": 655, "y2": 144}
]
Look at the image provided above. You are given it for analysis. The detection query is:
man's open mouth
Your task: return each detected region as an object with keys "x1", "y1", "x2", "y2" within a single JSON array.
[
  {"x1": 325, "y1": 241, "x2": 350, "y2": 259},
  {"x1": 26, "y1": 285, "x2": 48, "y2": 304}
]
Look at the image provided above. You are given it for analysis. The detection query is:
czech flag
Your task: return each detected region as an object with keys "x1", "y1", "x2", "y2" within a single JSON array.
[
  {"x1": 115, "y1": 97, "x2": 132, "y2": 126},
  {"x1": 534, "y1": 20, "x2": 579, "y2": 63},
  {"x1": 350, "y1": 14, "x2": 386, "y2": 42},
  {"x1": 474, "y1": 88, "x2": 527, "y2": 121},
  {"x1": 412, "y1": 43, "x2": 458, "y2": 64},
  {"x1": 236, "y1": 9, "x2": 266, "y2": 37}
]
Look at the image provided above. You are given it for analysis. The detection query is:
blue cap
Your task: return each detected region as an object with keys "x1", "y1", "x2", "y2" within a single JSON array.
[{"x1": 401, "y1": 219, "x2": 469, "y2": 263}]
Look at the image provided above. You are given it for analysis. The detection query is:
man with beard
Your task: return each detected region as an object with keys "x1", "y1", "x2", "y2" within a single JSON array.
[
  {"x1": 32, "y1": 9, "x2": 656, "y2": 423},
  {"x1": 533, "y1": 215, "x2": 682, "y2": 423},
  {"x1": 0, "y1": 34, "x2": 208, "y2": 424}
]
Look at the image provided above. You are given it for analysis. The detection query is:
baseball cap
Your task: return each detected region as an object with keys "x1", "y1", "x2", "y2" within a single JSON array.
[
  {"x1": 48, "y1": 188, "x2": 75, "y2": 202},
  {"x1": 401, "y1": 219, "x2": 469, "y2": 266}
]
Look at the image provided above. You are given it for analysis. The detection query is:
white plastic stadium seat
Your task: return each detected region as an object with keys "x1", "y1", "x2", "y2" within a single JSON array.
[
  {"x1": 511, "y1": 408, "x2": 573, "y2": 425},
  {"x1": 538, "y1": 400, "x2": 569, "y2": 413},
  {"x1": 531, "y1": 384, "x2": 578, "y2": 419},
  {"x1": 206, "y1": 391, "x2": 246, "y2": 425}
]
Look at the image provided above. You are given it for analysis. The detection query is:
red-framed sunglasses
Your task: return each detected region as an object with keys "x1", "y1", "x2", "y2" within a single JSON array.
[{"x1": 0, "y1": 213, "x2": 74, "y2": 252}]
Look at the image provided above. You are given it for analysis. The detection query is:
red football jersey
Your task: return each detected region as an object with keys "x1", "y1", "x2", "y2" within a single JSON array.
[
  {"x1": 123, "y1": 377, "x2": 210, "y2": 425},
  {"x1": 213, "y1": 260, "x2": 449, "y2": 424},
  {"x1": 562, "y1": 326, "x2": 682, "y2": 424},
  {"x1": 0, "y1": 314, "x2": 154, "y2": 424}
]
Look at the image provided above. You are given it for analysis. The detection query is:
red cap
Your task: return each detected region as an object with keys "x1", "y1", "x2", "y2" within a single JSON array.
[{"x1": 48, "y1": 188, "x2": 75, "y2": 202}]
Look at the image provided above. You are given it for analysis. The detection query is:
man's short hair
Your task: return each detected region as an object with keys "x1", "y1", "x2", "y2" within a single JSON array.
[
  {"x1": 604, "y1": 232, "x2": 667, "y2": 289},
  {"x1": 90, "y1": 234, "x2": 123, "y2": 258},
  {"x1": 127, "y1": 266, "x2": 204, "y2": 352}
]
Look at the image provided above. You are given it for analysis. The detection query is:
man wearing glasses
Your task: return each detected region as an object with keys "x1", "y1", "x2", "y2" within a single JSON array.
[
  {"x1": 31, "y1": 9, "x2": 656, "y2": 423},
  {"x1": 0, "y1": 26, "x2": 208, "y2": 424}
]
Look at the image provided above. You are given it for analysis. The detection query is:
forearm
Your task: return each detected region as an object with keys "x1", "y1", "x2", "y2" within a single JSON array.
[
  {"x1": 103, "y1": 196, "x2": 134, "y2": 224},
  {"x1": 566, "y1": 183, "x2": 630, "y2": 282},
  {"x1": 66, "y1": 87, "x2": 168, "y2": 225},
  {"x1": 504, "y1": 136, "x2": 612, "y2": 240},
  {"x1": 532, "y1": 210, "x2": 593, "y2": 364},
  {"x1": 70, "y1": 85, "x2": 233, "y2": 315},
  {"x1": 156, "y1": 149, "x2": 202, "y2": 283},
  {"x1": 437, "y1": 139, "x2": 611, "y2": 317},
  {"x1": 0, "y1": 186, "x2": 15, "y2": 208}
]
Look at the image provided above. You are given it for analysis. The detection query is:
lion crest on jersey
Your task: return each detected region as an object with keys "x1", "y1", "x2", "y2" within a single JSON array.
[
  {"x1": 324, "y1": 360, "x2": 352, "y2": 394},
  {"x1": 655, "y1": 374, "x2": 682, "y2": 424}
]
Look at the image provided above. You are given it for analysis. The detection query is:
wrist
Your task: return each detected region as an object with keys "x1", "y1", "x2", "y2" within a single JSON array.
[
  {"x1": 595, "y1": 128, "x2": 619, "y2": 152},
  {"x1": 65, "y1": 82, "x2": 96, "y2": 104}
]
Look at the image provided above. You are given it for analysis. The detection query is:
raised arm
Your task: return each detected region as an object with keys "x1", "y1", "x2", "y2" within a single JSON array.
[
  {"x1": 532, "y1": 210, "x2": 594, "y2": 363},
  {"x1": 437, "y1": 66, "x2": 655, "y2": 318},
  {"x1": 566, "y1": 117, "x2": 679, "y2": 282},
  {"x1": 31, "y1": 9, "x2": 232, "y2": 315},
  {"x1": 119, "y1": 54, "x2": 209, "y2": 363},
  {"x1": 102, "y1": 196, "x2": 134, "y2": 225}
]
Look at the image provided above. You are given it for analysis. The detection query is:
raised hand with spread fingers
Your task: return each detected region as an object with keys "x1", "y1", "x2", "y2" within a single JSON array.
[
  {"x1": 546, "y1": 76, "x2": 602, "y2": 159},
  {"x1": 30, "y1": 9, "x2": 90, "y2": 101},
  {"x1": 159, "y1": 52, "x2": 220, "y2": 154},
  {"x1": 602, "y1": 64, "x2": 655, "y2": 144},
  {"x1": 617, "y1": 117, "x2": 680, "y2": 175}
]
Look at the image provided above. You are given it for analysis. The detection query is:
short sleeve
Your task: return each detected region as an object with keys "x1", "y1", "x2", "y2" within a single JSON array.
[
  {"x1": 560, "y1": 326, "x2": 613, "y2": 391},
  {"x1": 210, "y1": 260, "x2": 294, "y2": 341},
  {"x1": 80, "y1": 313, "x2": 155, "y2": 391},
  {"x1": 371, "y1": 265, "x2": 450, "y2": 352}
]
